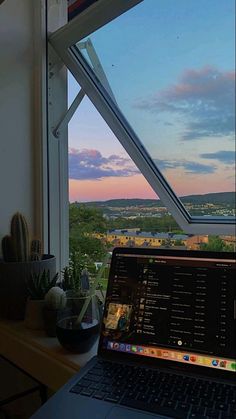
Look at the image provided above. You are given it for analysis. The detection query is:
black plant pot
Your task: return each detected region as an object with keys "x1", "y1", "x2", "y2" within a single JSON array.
[
  {"x1": 55, "y1": 295, "x2": 101, "y2": 353},
  {"x1": 56, "y1": 316, "x2": 100, "y2": 353},
  {"x1": 0, "y1": 255, "x2": 56, "y2": 320},
  {"x1": 43, "y1": 307, "x2": 71, "y2": 337}
]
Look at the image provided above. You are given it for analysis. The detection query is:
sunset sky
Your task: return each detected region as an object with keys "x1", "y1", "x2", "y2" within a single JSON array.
[{"x1": 68, "y1": 0, "x2": 235, "y2": 203}]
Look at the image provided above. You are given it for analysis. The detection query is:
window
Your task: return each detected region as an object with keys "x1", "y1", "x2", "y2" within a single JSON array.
[
  {"x1": 48, "y1": 0, "x2": 235, "y2": 273},
  {"x1": 50, "y1": 0, "x2": 235, "y2": 237}
]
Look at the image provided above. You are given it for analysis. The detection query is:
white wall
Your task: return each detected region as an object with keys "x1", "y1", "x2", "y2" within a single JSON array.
[
  {"x1": 0, "y1": 0, "x2": 68, "y2": 264},
  {"x1": 0, "y1": 0, "x2": 35, "y2": 248}
]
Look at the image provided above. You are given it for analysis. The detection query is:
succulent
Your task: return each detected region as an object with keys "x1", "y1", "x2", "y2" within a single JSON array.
[
  {"x1": 26, "y1": 270, "x2": 58, "y2": 300},
  {"x1": 44, "y1": 286, "x2": 66, "y2": 310},
  {"x1": 1, "y1": 212, "x2": 43, "y2": 262}
]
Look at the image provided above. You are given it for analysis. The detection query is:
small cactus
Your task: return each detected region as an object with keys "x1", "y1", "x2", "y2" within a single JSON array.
[
  {"x1": 44, "y1": 286, "x2": 66, "y2": 310},
  {"x1": 30, "y1": 239, "x2": 42, "y2": 261},
  {"x1": 30, "y1": 252, "x2": 41, "y2": 262},
  {"x1": 61, "y1": 251, "x2": 83, "y2": 293},
  {"x1": 11, "y1": 212, "x2": 29, "y2": 262}
]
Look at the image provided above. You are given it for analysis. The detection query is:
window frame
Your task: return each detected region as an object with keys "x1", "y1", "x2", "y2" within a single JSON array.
[{"x1": 49, "y1": 0, "x2": 235, "y2": 236}]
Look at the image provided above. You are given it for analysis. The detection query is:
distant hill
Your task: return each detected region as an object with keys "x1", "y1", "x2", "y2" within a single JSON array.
[
  {"x1": 76, "y1": 192, "x2": 235, "y2": 208},
  {"x1": 181, "y1": 192, "x2": 235, "y2": 205}
]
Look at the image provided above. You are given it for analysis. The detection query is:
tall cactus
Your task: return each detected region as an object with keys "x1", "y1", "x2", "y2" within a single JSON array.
[
  {"x1": 10, "y1": 212, "x2": 29, "y2": 262},
  {"x1": 1, "y1": 212, "x2": 43, "y2": 263}
]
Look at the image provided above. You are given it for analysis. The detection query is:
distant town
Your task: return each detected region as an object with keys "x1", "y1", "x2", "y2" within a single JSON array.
[
  {"x1": 69, "y1": 193, "x2": 235, "y2": 290},
  {"x1": 83, "y1": 191, "x2": 235, "y2": 219},
  {"x1": 92, "y1": 229, "x2": 235, "y2": 252},
  {"x1": 75, "y1": 192, "x2": 235, "y2": 253}
]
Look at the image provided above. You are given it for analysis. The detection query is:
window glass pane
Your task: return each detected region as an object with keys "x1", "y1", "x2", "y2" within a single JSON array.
[
  {"x1": 68, "y1": 73, "x2": 235, "y2": 294},
  {"x1": 76, "y1": 0, "x2": 235, "y2": 218}
]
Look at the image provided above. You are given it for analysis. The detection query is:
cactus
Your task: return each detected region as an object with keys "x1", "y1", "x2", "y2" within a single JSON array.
[
  {"x1": 1, "y1": 212, "x2": 43, "y2": 263},
  {"x1": 1, "y1": 235, "x2": 16, "y2": 262},
  {"x1": 44, "y1": 286, "x2": 66, "y2": 310},
  {"x1": 30, "y1": 252, "x2": 41, "y2": 262},
  {"x1": 61, "y1": 262, "x2": 82, "y2": 294},
  {"x1": 30, "y1": 239, "x2": 42, "y2": 261},
  {"x1": 10, "y1": 212, "x2": 29, "y2": 262}
]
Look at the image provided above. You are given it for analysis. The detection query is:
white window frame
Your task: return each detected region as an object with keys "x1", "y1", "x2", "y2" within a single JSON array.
[{"x1": 48, "y1": 0, "x2": 235, "y2": 236}]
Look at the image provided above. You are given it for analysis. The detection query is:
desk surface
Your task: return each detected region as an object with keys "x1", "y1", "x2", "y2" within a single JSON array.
[{"x1": 0, "y1": 320, "x2": 98, "y2": 391}]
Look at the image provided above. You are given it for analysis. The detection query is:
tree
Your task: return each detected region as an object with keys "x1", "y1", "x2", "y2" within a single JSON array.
[
  {"x1": 200, "y1": 236, "x2": 234, "y2": 252},
  {"x1": 70, "y1": 234, "x2": 107, "y2": 261},
  {"x1": 69, "y1": 203, "x2": 108, "y2": 263},
  {"x1": 69, "y1": 203, "x2": 107, "y2": 233}
]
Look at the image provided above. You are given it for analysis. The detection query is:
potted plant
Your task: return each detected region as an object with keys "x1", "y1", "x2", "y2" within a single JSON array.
[
  {"x1": 0, "y1": 212, "x2": 56, "y2": 320},
  {"x1": 24, "y1": 270, "x2": 58, "y2": 329},
  {"x1": 43, "y1": 286, "x2": 67, "y2": 337},
  {"x1": 55, "y1": 252, "x2": 108, "y2": 353}
]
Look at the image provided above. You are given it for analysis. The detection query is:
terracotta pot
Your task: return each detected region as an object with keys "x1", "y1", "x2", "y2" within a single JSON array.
[{"x1": 0, "y1": 255, "x2": 56, "y2": 320}]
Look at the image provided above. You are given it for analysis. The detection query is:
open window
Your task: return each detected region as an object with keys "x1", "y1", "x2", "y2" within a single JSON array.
[{"x1": 49, "y1": 0, "x2": 235, "y2": 236}]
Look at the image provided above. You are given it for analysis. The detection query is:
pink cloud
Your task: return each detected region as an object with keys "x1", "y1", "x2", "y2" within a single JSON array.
[{"x1": 69, "y1": 147, "x2": 138, "y2": 180}]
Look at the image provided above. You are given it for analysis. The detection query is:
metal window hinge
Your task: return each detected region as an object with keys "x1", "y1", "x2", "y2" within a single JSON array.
[
  {"x1": 52, "y1": 38, "x2": 117, "y2": 138},
  {"x1": 53, "y1": 88, "x2": 85, "y2": 138}
]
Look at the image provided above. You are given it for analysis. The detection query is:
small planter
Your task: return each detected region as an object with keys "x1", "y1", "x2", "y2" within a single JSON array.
[
  {"x1": 55, "y1": 295, "x2": 102, "y2": 353},
  {"x1": 0, "y1": 255, "x2": 56, "y2": 320},
  {"x1": 24, "y1": 299, "x2": 45, "y2": 330}
]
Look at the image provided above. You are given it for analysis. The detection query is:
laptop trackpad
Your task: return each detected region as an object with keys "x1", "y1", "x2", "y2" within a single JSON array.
[{"x1": 107, "y1": 406, "x2": 165, "y2": 419}]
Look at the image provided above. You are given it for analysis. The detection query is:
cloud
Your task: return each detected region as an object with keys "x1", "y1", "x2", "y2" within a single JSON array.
[
  {"x1": 135, "y1": 66, "x2": 235, "y2": 140},
  {"x1": 69, "y1": 148, "x2": 218, "y2": 181},
  {"x1": 155, "y1": 158, "x2": 215, "y2": 174},
  {"x1": 69, "y1": 148, "x2": 138, "y2": 180},
  {"x1": 200, "y1": 150, "x2": 235, "y2": 164}
]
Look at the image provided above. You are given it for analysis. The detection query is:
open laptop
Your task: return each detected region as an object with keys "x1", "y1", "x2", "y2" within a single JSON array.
[{"x1": 32, "y1": 248, "x2": 236, "y2": 419}]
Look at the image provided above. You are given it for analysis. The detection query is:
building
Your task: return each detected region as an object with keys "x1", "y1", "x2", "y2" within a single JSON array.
[{"x1": 93, "y1": 230, "x2": 209, "y2": 250}]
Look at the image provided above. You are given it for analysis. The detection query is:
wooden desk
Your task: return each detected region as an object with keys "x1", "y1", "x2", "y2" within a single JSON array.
[{"x1": 0, "y1": 320, "x2": 98, "y2": 392}]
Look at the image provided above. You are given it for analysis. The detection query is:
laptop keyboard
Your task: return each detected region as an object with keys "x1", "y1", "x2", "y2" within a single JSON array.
[{"x1": 69, "y1": 360, "x2": 236, "y2": 419}]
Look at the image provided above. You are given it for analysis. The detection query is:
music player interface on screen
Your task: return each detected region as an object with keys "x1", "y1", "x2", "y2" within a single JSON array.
[{"x1": 101, "y1": 253, "x2": 236, "y2": 372}]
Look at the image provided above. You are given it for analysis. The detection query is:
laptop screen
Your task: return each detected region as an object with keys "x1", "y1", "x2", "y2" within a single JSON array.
[{"x1": 99, "y1": 248, "x2": 236, "y2": 375}]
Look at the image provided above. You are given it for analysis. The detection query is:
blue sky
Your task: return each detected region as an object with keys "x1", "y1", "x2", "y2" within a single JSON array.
[{"x1": 68, "y1": 0, "x2": 235, "y2": 202}]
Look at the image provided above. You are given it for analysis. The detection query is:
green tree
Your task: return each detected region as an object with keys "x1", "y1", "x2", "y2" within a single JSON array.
[
  {"x1": 200, "y1": 236, "x2": 234, "y2": 252},
  {"x1": 69, "y1": 203, "x2": 107, "y2": 233},
  {"x1": 69, "y1": 203, "x2": 108, "y2": 264},
  {"x1": 106, "y1": 214, "x2": 179, "y2": 232},
  {"x1": 69, "y1": 234, "x2": 107, "y2": 261},
  {"x1": 173, "y1": 239, "x2": 184, "y2": 246}
]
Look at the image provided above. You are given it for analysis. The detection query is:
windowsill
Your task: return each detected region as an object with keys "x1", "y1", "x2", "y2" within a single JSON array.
[{"x1": 0, "y1": 320, "x2": 98, "y2": 392}]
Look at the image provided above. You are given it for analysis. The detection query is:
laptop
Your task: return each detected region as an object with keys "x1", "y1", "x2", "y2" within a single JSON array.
[{"x1": 32, "y1": 248, "x2": 236, "y2": 419}]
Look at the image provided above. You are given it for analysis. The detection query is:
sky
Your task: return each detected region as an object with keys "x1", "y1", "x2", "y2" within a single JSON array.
[{"x1": 68, "y1": 0, "x2": 235, "y2": 203}]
